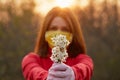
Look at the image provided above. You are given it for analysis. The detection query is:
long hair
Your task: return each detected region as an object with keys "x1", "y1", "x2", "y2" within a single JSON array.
[{"x1": 34, "y1": 7, "x2": 86, "y2": 57}]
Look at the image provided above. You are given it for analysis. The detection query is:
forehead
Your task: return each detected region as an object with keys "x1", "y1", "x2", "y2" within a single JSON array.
[{"x1": 50, "y1": 16, "x2": 68, "y2": 26}]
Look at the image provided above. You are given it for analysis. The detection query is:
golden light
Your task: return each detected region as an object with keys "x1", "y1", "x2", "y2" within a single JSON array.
[
  {"x1": 53, "y1": 0, "x2": 74, "y2": 8},
  {"x1": 79, "y1": 0, "x2": 89, "y2": 9},
  {"x1": 34, "y1": 0, "x2": 90, "y2": 16}
]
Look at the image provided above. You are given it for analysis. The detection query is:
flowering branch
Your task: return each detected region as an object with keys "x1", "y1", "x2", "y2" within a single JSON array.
[{"x1": 50, "y1": 34, "x2": 70, "y2": 63}]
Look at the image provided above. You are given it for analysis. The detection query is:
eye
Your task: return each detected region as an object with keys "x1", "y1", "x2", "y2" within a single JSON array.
[
  {"x1": 61, "y1": 26, "x2": 70, "y2": 32},
  {"x1": 48, "y1": 26, "x2": 57, "y2": 31}
]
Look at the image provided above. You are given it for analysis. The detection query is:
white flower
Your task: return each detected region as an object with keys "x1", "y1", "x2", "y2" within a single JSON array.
[
  {"x1": 51, "y1": 34, "x2": 70, "y2": 48},
  {"x1": 50, "y1": 34, "x2": 70, "y2": 63}
]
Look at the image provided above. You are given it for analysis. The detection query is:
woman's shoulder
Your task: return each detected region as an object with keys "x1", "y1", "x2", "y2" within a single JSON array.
[
  {"x1": 24, "y1": 52, "x2": 39, "y2": 57},
  {"x1": 75, "y1": 53, "x2": 93, "y2": 62},
  {"x1": 22, "y1": 52, "x2": 41, "y2": 63},
  {"x1": 76, "y1": 53, "x2": 92, "y2": 58}
]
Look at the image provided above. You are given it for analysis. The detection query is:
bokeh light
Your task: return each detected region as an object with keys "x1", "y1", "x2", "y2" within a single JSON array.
[{"x1": 34, "y1": 0, "x2": 89, "y2": 15}]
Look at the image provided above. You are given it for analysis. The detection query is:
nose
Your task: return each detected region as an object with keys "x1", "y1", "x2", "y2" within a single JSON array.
[{"x1": 56, "y1": 26, "x2": 63, "y2": 31}]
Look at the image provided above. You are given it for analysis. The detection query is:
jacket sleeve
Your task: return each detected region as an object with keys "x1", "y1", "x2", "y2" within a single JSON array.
[
  {"x1": 22, "y1": 53, "x2": 48, "y2": 80},
  {"x1": 72, "y1": 54, "x2": 94, "y2": 80}
]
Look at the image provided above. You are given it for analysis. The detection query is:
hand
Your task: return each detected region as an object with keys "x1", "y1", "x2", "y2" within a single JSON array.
[{"x1": 46, "y1": 63, "x2": 75, "y2": 80}]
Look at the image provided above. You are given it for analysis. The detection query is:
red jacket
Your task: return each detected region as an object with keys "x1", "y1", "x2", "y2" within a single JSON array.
[{"x1": 22, "y1": 50, "x2": 93, "y2": 80}]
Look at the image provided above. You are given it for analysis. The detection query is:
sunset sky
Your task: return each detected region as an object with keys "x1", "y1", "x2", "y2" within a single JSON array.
[
  {"x1": 0, "y1": 0, "x2": 120, "y2": 16},
  {"x1": 34, "y1": 0, "x2": 120, "y2": 15},
  {"x1": 34, "y1": 0, "x2": 90, "y2": 15}
]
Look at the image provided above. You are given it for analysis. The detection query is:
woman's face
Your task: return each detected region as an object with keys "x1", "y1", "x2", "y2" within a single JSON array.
[{"x1": 48, "y1": 16, "x2": 70, "y2": 32}]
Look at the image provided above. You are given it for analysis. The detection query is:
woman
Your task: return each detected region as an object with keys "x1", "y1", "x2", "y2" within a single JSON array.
[{"x1": 22, "y1": 7, "x2": 94, "y2": 80}]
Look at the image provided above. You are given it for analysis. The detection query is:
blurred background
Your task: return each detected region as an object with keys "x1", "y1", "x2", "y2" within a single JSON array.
[{"x1": 0, "y1": 0, "x2": 120, "y2": 80}]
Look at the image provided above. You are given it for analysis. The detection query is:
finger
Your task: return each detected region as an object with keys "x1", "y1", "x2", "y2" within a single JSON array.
[
  {"x1": 51, "y1": 63, "x2": 68, "y2": 71},
  {"x1": 49, "y1": 71, "x2": 67, "y2": 78},
  {"x1": 46, "y1": 75, "x2": 54, "y2": 80},
  {"x1": 53, "y1": 77, "x2": 66, "y2": 80}
]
